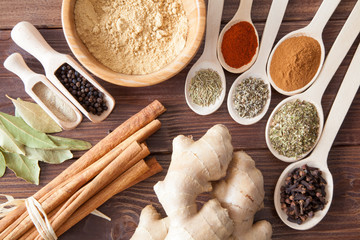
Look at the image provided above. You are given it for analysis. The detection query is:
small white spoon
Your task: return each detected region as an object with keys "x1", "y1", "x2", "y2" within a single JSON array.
[
  {"x1": 217, "y1": 0, "x2": 258, "y2": 73},
  {"x1": 274, "y1": 40, "x2": 360, "y2": 230},
  {"x1": 227, "y1": 0, "x2": 289, "y2": 125},
  {"x1": 266, "y1": 1, "x2": 360, "y2": 162},
  {"x1": 10, "y1": 21, "x2": 115, "y2": 123},
  {"x1": 267, "y1": 0, "x2": 341, "y2": 96},
  {"x1": 4, "y1": 53, "x2": 82, "y2": 130},
  {"x1": 184, "y1": 0, "x2": 226, "y2": 115}
]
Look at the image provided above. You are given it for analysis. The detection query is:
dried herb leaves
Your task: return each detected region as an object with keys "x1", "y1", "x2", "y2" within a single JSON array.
[
  {"x1": 269, "y1": 100, "x2": 319, "y2": 158},
  {"x1": 233, "y1": 77, "x2": 269, "y2": 118},
  {"x1": 189, "y1": 68, "x2": 222, "y2": 107},
  {"x1": 8, "y1": 96, "x2": 62, "y2": 133},
  {"x1": 0, "y1": 98, "x2": 92, "y2": 184}
]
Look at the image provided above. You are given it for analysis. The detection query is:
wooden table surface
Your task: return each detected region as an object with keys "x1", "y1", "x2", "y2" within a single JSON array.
[{"x1": 1, "y1": 0, "x2": 359, "y2": 239}]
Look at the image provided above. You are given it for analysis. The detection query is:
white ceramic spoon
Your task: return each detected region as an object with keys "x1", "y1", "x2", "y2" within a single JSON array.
[
  {"x1": 274, "y1": 40, "x2": 360, "y2": 230},
  {"x1": 4, "y1": 53, "x2": 82, "y2": 130},
  {"x1": 217, "y1": 0, "x2": 259, "y2": 73},
  {"x1": 227, "y1": 0, "x2": 289, "y2": 125},
  {"x1": 266, "y1": 0, "x2": 360, "y2": 162},
  {"x1": 184, "y1": 0, "x2": 226, "y2": 115},
  {"x1": 10, "y1": 21, "x2": 115, "y2": 123},
  {"x1": 267, "y1": 0, "x2": 341, "y2": 96}
]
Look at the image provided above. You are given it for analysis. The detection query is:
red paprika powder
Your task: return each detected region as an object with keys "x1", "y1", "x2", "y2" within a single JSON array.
[{"x1": 221, "y1": 21, "x2": 258, "y2": 69}]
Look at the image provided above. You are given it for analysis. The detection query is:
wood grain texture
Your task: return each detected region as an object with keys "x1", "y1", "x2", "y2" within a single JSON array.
[{"x1": 0, "y1": 0, "x2": 360, "y2": 239}]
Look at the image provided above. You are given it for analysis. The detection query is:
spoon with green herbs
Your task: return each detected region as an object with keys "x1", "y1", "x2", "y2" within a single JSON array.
[
  {"x1": 184, "y1": 0, "x2": 226, "y2": 115},
  {"x1": 265, "y1": 2, "x2": 360, "y2": 162},
  {"x1": 227, "y1": 0, "x2": 289, "y2": 125},
  {"x1": 274, "y1": 40, "x2": 360, "y2": 230}
]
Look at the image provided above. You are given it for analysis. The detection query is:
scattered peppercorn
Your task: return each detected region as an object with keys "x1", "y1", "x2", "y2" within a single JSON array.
[
  {"x1": 55, "y1": 63, "x2": 108, "y2": 116},
  {"x1": 280, "y1": 164, "x2": 327, "y2": 224}
]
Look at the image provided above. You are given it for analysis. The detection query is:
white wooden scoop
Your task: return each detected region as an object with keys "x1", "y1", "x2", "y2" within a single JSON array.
[
  {"x1": 267, "y1": 0, "x2": 341, "y2": 96},
  {"x1": 217, "y1": 0, "x2": 259, "y2": 73},
  {"x1": 266, "y1": 0, "x2": 360, "y2": 162},
  {"x1": 184, "y1": 0, "x2": 226, "y2": 115},
  {"x1": 227, "y1": 0, "x2": 289, "y2": 125},
  {"x1": 4, "y1": 53, "x2": 82, "y2": 130},
  {"x1": 274, "y1": 40, "x2": 360, "y2": 230},
  {"x1": 11, "y1": 21, "x2": 115, "y2": 123}
]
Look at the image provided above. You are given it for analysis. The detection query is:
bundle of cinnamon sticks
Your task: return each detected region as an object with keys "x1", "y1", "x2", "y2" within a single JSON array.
[{"x1": 0, "y1": 100, "x2": 166, "y2": 239}]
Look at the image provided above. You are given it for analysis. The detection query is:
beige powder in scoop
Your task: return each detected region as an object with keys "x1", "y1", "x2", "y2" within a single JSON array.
[{"x1": 74, "y1": 0, "x2": 188, "y2": 75}]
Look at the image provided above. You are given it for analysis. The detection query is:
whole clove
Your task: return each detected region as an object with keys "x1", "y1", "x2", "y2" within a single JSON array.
[{"x1": 280, "y1": 164, "x2": 327, "y2": 224}]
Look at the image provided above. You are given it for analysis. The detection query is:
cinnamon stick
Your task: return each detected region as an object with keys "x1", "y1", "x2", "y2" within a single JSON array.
[
  {"x1": 56, "y1": 157, "x2": 162, "y2": 238},
  {"x1": 1, "y1": 120, "x2": 160, "y2": 239},
  {"x1": 6, "y1": 141, "x2": 149, "y2": 240},
  {"x1": 0, "y1": 100, "x2": 165, "y2": 233},
  {"x1": 25, "y1": 158, "x2": 162, "y2": 240}
]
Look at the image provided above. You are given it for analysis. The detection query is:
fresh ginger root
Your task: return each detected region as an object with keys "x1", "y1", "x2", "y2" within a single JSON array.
[
  {"x1": 131, "y1": 125, "x2": 272, "y2": 240},
  {"x1": 213, "y1": 151, "x2": 272, "y2": 240}
]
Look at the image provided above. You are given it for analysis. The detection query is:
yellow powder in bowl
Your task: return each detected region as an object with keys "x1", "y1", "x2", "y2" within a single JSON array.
[{"x1": 74, "y1": 0, "x2": 188, "y2": 75}]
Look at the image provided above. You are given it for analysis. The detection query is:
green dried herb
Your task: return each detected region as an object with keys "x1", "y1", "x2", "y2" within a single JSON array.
[
  {"x1": 189, "y1": 68, "x2": 222, "y2": 107},
  {"x1": 0, "y1": 99, "x2": 92, "y2": 184},
  {"x1": 233, "y1": 77, "x2": 269, "y2": 118},
  {"x1": 8, "y1": 96, "x2": 62, "y2": 133},
  {"x1": 269, "y1": 99, "x2": 319, "y2": 158}
]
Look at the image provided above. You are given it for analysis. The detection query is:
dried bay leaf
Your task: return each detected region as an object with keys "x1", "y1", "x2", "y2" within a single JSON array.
[
  {"x1": 0, "y1": 112, "x2": 57, "y2": 149},
  {"x1": 1, "y1": 151, "x2": 40, "y2": 185},
  {"x1": 48, "y1": 135, "x2": 92, "y2": 151},
  {"x1": 7, "y1": 96, "x2": 62, "y2": 133},
  {"x1": 25, "y1": 147, "x2": 73, "y2": 164},
  {"x1": 0, "y1": 122, "x2": 26, "y2": 155},
  {"x1": 0, "y1": 152, "x2": 5, "y2": 177}
]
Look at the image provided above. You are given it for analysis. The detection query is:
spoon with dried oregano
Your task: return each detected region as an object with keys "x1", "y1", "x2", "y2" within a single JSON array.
[
  {"x1": 184, "y1": 0, "x2": 226, "y2": 115},
  {"x1": 274, "y1": 40, "x2": 360, "y2": 230},
  {"x1": 265, "y1": 2, "x2": 360, "y2": 162},
  {"x1": 227, "y1": 0, "x2": 289, "y2": 125}
]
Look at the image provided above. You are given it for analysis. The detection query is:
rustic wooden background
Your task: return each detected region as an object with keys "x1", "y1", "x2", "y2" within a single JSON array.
[{"x1": 0, "y1": 0, "x2": 359, "y2": 239}]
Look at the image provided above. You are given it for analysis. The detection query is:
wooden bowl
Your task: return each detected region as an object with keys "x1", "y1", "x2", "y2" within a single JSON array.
[{"x1": 61, "y1": 0, "x2": 206, "y2": 87}]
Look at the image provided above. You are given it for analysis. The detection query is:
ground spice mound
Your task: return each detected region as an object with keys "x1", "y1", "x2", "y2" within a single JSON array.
[
  {"x1": 74, "y1": 0, "x2": 188, "y2": 75},
  {"x1": 221, "y1": 21, "x2": 258, "y2": 69},
  {"x1": 270, "y1": 36, "x2": 321, "y2": 92}
]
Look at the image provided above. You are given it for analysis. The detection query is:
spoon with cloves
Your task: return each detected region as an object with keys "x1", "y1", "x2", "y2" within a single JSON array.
[{"x1": 274, "y1": 40, "x2": 360, "y2": 230}]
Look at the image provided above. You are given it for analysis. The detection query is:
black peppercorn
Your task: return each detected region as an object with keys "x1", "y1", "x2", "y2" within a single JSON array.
[{"x1": 55, "y1": 63, "x2": 107, "y2": 116}]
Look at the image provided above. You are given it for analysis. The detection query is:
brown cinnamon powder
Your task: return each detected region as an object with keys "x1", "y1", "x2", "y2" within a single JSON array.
[{"x1": 269, "y1": 36, "x2": 321, "y2": 92}]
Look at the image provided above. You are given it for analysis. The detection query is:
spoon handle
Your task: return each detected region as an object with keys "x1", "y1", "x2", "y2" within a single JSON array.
[
  {"x1": 312, "y1": 42, "x2": 360, "y2": 159},
  {"x1": 252, "y1": 0, "x2": 289, "y2": 70},
  {"x1": 307, "y1": 0, "x2": 341, "y2": 34},
  {"x1": 304, "y1": 0, "x2": 360, "y2": 100},
  {"x1": 202, "y1": 0, "x2": 225, "y2": 60},
  {"x1": 11, "y1": 21, "x2": 60, "y2": 71},
  {"x1": 3, "y1": 53, "x2": 40, "y2": 88},
  {"x1": 233, "y1": 0, "x2": 253, "y2": 21}
]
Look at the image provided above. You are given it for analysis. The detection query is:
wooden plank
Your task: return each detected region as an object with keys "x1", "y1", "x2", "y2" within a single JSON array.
[{"x1": 0, "y1": 0, "x2": 357, "y2": 29}]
